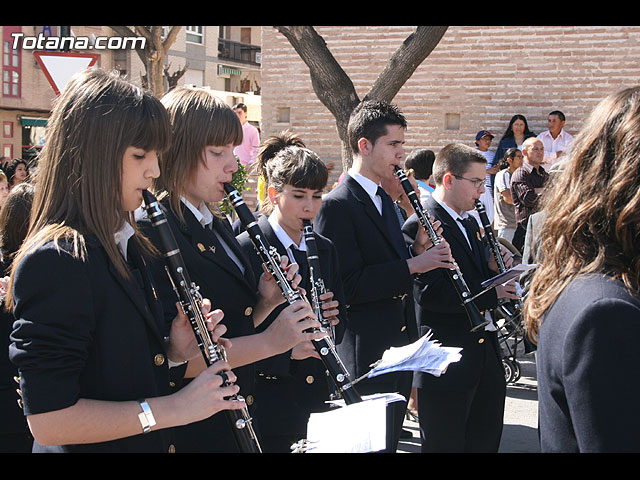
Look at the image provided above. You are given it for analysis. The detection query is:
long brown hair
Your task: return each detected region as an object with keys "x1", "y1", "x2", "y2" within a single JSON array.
[
  {"x1": 524, "y1": 86, "x2": 640, "y2": 342},
  {"x1": 6, "y1": 69, "x2": 170, "y2": 308},
  {"x1": 154, "y1": 86, "x2": 243, "y2": 223}
]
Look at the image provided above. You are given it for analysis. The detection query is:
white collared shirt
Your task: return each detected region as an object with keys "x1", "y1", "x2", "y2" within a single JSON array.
[
  {"x1": 268, "y1": 212, "x2": 307, "y2": 265},
  {"x1": 180, "y1": 196, "x2": 214, "y2": 228},
  {"x1": 114, "y1": 221, "x2": 135, "y2": 261},
  {"x1": 348, "y1": 170, "x2": 383, "y2": 215},
  {"x1": 537, "y1": 129, "x2": 574, "y2": 166},
  {"x1": 180, "y1": 196, "x2": 244, "y2": 275},
  {"x1": 432, "y1": 196, "x2": 496, "y2": 331},
  {"x1": 432, "y1": 196, "x2": 473, "y2": 250}
]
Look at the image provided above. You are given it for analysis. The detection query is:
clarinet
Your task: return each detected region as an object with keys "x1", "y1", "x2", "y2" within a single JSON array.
[
  {"x1": 224, "y1": 183, "x2": 363, "y2": 405},
  {"x1": 474, "y1": 199, "x2": 521, "y2": 320},
  {"x1": 394, "y1": 166, "x2": 489, "y2": 332},
  {"x1": 302, "y1": 219, "x2": 362, "y2": 403},
  {"x1": 141, "y1": 190, "x2": 262, "y2": 454}
]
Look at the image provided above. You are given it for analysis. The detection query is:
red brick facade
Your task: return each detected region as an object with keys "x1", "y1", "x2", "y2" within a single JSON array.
[{"x1": 260, "y1": 26, "x2": 640, "y2": 180}]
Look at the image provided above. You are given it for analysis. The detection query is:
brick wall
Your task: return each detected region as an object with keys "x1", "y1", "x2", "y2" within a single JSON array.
[{"x1": 260, "y1": 25, "x2": 640, "y2": 187}]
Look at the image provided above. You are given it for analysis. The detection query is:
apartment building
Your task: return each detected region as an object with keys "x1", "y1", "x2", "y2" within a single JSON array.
[{"x1": 1, "y1": 25, "x2": 261, "y2": 164}]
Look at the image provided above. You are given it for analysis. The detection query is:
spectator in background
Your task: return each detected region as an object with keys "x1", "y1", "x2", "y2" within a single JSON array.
[
  {"x1": 0, "y1": 182, "x2": 35, "y2": 453},
  {"x1": 493, "y1": 115, "x2": 536, "y2": 172},
  {"x1": 233, "y1": 103, "x2": 260, "y2": 166},
  {"x1": 0, "y1": 172, "x2": 9, "y2": 209},
  {"x1": 493, "y1": 148, "x2": 523, "y2": 243},
  {"x1": 404, "y1": 148, "x2": 435, "y2": 205},
  {"x1": 537, "y1": 110, "x2": 574, "y2": 169},
  {"x1": 474, "y1": 130, "x2": 498, "y2": 191},
  {"x1": 510, "y1": 137, "x2": 548, "y2": 252},
  {"x1": 4, "y1": 159, "x2": 29, "y2": 191}
]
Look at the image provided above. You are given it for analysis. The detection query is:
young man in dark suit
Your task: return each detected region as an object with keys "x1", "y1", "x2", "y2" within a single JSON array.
[
  {"x1": 314, "y1": 100, "x2": 452, "y2": 452},
  {"x1": 402, "y1": 142, "x2": 518, "y2": 453}
]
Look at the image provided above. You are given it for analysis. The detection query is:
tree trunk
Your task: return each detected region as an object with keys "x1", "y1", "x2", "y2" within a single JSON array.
[
  {"x1": 275, "y1": 26, "x2": 448, "y2": 170},
  {"x1": 108, "y1": 26, "x2": 182, "y2": 98}
]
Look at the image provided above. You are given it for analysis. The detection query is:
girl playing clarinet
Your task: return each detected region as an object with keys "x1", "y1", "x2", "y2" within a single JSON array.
[
  {"x1": 7, "y1": 69, "x2": 241, "y2": 453},
  {"x1": 236, "y1": 135, "x2": 346, "y2": 452},
  {"x1": 140, "y1": 86, "x2": 322, "y2": 452}
]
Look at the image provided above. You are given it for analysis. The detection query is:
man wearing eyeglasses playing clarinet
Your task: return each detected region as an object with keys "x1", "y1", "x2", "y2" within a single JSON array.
[{"x1": 402, "y1": 142, "x2": 519, "y2": 453}]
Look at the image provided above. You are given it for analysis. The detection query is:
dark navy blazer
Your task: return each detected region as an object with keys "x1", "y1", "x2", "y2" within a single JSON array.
[
  {"x1": 236, "y1": 215, "x2": 347, "y2": 443},
  {"x1": 537, "y1": 273, "x2": 640, "y2": 452},
  {"x1": 402, "y1": 195, "x2": 502, "y2": 390},
  {"x1": 9, "y1": 235, "x2": 176, "y2": 452},
  {"x1": 314, "y1": 175, "x2": 414, "y2": 383},
  {"x1": 139, "y1": 199, "x2": 259, "y2": 453}
]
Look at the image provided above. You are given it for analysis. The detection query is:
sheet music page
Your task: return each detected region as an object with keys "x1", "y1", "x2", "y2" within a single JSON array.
[
  {"x1": 305, "y1": 397, "x2": 388, "y2": 453},
  {"x1": 368, "y1": 332, "x2": 462, "y2": 378}
]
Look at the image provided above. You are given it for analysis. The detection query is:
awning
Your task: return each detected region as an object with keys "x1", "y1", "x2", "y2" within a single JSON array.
[{"x1": 20, "y1": 116, "x2": 48, "y2": 127}]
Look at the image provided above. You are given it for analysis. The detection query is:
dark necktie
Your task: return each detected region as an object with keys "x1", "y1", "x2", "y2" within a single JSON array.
[
  {"x1": 377, "y1": 186, "x2": 408, "y2": 259},
  {"x1": 458, "y1": 216, "x2": 483, "y2": 268}
]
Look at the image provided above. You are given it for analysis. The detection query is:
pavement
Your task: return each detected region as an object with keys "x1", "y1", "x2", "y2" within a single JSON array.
[{"x1": 397, "y1": 346, "x2": 540, "y2": 453}]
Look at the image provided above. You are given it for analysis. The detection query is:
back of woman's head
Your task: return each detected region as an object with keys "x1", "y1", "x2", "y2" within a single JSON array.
[
  {"x1": 524, "y1": 86, "x2": 640, "y2": 340},
  {"x1": 0, "y1": 182, "x2": 35, "y2": 269}
]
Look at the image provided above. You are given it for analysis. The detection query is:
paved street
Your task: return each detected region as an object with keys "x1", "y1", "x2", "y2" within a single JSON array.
[{"x1": 397, "y1": 348, "x2": 539, "y2": 453}]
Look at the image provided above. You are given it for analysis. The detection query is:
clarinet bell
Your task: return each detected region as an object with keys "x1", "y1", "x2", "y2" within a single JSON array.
[{"x1": 467, "y1": 302, "x2": 490, "y2": 332}]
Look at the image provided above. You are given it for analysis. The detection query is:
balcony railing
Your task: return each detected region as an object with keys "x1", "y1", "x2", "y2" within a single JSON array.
[{"x1": 218, "y1": 38, "x2": 261, "y2": 66}]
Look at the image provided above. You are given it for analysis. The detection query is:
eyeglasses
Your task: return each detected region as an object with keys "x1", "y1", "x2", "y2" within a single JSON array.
[{"x1": 453, "y1": 175, "x2": 485, "y2": 188}]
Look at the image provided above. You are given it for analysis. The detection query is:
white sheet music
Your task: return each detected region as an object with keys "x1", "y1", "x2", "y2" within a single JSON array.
[
  {"x1": 367, "y1": 331, "x2": 462, "y2": 378},
  {"x1": 305, "y1": 396, "x2": 389, "y2": 453}
]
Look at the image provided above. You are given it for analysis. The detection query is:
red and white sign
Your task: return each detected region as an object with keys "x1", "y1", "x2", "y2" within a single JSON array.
[{"x1": 33, "y1": 51, "x2": 99, "y2": 95}]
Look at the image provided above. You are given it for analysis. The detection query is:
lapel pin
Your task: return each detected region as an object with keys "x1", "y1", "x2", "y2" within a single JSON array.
[{"x1": 197, "y1": 242, "x2": 206, "y2": 252}]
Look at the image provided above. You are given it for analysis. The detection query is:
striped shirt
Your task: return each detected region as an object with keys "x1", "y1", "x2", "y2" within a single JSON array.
[{"x1": 510, "y1": 162, "x2": 548, "y2": 228}]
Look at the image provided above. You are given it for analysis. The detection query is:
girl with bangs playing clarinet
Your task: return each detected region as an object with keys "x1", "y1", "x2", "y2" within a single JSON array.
[
  {"x1": 236, "y1": 135, "x2": 346, "y2": 452},
  {"x1": 139, "y1": 86, "x2": 323, "y2": 452},
  {"x1": 8, "y1": 69, "x2": 240, "y2": 453}
]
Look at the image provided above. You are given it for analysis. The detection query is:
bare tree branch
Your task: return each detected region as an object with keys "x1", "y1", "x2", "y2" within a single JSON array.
[
  {"x1": 366, "y1": 26, "x2": 448, "y2": 102},
  {"x1": 275, "y1": 26, "x2": 449, "y2": 168}
]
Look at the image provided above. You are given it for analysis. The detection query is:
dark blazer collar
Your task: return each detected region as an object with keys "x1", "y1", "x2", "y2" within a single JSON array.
[
  {"x1": 426, "y1": 196, "x2": 485, "y2": 273},
  {"x1": 94, "y1": 235, "x2": 164, "y2": 343},
  {"x1": 168, "y1": 199, "x2": 256, "y2": 290},
  {"x1": 342, "y1": 174, "x2": 402, "y2": 258}
]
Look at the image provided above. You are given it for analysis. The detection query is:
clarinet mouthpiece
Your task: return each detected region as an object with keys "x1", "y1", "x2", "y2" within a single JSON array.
[{"x1": 142, "y1": 189, "x2": 156, "y2": 205}]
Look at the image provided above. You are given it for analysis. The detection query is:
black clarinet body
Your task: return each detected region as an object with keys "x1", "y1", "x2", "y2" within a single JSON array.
[
  {"x1": 394, "y1": 166, "x2": 489, "y2": 332},
  {"x1": 141, "y1": 190, "x2": 262, "y2": 453},
  {"x1": 474, "y1": 199, "x2": 521, "y2": 320},
  {"x1": 302, "y1": 219, "x2": 363, "y2": 405},
  {"x1": 224, "y1": 183, "x2": 362, "y2": 405}
]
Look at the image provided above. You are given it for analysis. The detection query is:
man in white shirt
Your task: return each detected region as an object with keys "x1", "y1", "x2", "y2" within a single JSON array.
[{"x1": 537, "y1": 110, "x2": 574, "y2": 168}]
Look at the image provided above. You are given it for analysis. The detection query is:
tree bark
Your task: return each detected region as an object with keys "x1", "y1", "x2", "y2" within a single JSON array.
[
  {"x1": 275, "y1": 26, "x2": 448, "y2": 170},
  {"x1": 108, "y1": 26, "x2": 182, "y2": 97}
]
